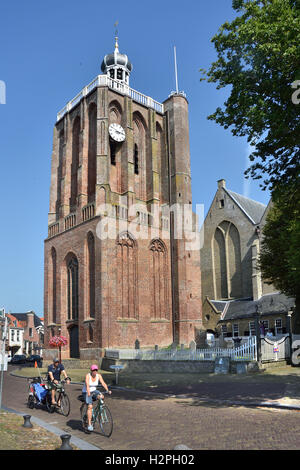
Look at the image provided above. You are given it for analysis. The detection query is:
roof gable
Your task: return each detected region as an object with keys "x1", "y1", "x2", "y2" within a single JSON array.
[{"x1": 225, "y1": 189, "x2": 266, "y2": 225}]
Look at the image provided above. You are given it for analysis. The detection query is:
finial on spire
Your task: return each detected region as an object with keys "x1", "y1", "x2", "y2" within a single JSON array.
[{"x1": 114, "y1": 21, "x2": 119, "y2": 52}]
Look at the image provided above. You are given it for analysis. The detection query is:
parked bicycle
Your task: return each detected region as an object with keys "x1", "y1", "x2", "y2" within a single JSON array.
[{"x1": 79, "y1": 390, "x2": 113, "y2": 437}]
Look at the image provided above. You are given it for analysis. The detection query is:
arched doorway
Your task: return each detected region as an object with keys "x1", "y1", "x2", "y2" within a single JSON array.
[{"x1": 69, "y1": 325, "x2": 79, "y2": 358}]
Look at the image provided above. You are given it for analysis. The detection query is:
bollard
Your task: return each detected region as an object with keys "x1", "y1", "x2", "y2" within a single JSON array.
[
  {"x1": 22, "y1": 415, "x2": 33, "y2": 428},
  {"x1": 173, "y1": 444, "x2": 191, "y2": 450},
  {"x1": 59, "y1": 434, "x2": 73, "y2": 450}
]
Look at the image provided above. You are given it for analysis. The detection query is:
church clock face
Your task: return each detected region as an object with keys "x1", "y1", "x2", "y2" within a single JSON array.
[{"x1": 109, "y1": 123, "x2": 126, "y2": 143}]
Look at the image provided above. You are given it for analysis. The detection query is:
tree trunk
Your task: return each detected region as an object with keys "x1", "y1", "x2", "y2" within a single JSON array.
[{"x1": 291, "y1": 296, "x2": 300, "y2": 334}]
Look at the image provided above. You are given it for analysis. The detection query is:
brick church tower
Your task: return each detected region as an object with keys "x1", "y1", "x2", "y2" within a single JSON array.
[{"x1": 44, "y1": 36, "x2": 202, "y2": 360}]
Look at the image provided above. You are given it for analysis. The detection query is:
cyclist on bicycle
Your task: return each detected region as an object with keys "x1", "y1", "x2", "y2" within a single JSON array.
[
  {"x1": 82, "y1": 364, "x2": 111, "y2": 432},
  {"x1": 47, "y1": 358, "x2": 70, "y2": 405}
]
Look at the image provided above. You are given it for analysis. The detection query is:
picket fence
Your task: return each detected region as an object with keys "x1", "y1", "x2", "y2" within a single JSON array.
[{"x1": 105, "y1": 336, "x2": 257, "y2": 362}]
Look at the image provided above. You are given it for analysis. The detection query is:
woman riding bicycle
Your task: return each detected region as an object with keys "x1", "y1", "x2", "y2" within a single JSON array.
[{"x1": 82, "y1": 364, "x2": 111, "y2": 432}]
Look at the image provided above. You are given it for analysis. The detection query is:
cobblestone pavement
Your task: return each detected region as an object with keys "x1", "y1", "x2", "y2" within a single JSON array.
[{"x1": 3, "y1": 366, "x2": 300, "y2": 450}]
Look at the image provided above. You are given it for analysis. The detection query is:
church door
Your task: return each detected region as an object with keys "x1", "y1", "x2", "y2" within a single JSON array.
[{"x1": 69, "y1": 325, "x2": 79, "y2": 358}]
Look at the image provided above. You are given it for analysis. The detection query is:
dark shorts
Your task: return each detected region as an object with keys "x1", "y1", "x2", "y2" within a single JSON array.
[{"x1": 83, "y1": 390, "x2": 101, "y2": 405}]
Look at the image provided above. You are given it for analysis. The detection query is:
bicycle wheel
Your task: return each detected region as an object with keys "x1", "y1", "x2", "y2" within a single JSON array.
[
  {"x1": 59, "y1": 392, "x2": 70, "y2": 417},
  {"x1": 80, "y1": 403, "x2": 89, "y2": 431},
  {"x1": 98, "y1": 404, "x2": 113, "y2": 437},
  {"x1": 27, "y1": 395, "x2": 35, "y2": 409},
  {"x1": 45, "y1": 392, "x2": 55, "y2": 413}
]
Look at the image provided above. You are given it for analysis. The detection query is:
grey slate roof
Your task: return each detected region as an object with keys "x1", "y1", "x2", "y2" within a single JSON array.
[
  {"x1": 225, "y1": 189, "x2": 266, "y2": 224},
  {"x1": 210, "y1": 301, "x2": 228, "y2": 313},
  {"x1": 215, "y1": 293, "x2": 295, "y2": 323}
]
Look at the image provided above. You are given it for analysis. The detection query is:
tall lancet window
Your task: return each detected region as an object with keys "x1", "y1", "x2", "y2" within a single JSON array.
[
  {"x1": 56, "y1": 130, "x2": 64, "y2": 217},
  {"x1": 212, "y1": 221, "x2": 242, "y2": 300},
  {"x1": 134, "y1": 144, "x2": 139, "y2": 175},
  {"x1": 67, "y1": 256, "x2": 79, "y2": 320},
  {"x1": 110, "y1": 140, "x2": 116, "y2": 166},
  {"x1": 133, "y1": 114, "x2": 147, "y2": 201},
  {"x1": 70, "y1": 117, "x2": 80, "y2": 211},
  {"x1": 87, "y1": 233, "x2": 95, "y2": 318},
  {"x1": 150, "y1": 239, "x2": 169, "y2": 320},
  {"x1": 51, "y1": 247, "x2": 57, "y2": 324},
  {"x1": 156, "y1": 123, "x2": 168, "y2": 203},
  {"x1": 117, "y1": 233, "x2": 138, "y2": 320},
  {"x1": 88, "y1": 104, "x2": 97, "y2": 203}
]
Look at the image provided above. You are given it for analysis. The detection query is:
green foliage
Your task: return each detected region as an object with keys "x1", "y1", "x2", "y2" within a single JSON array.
[
  {"x1": 201, "y1": 0, "x2": 300, "y2": 190},
  {"x1": 259, "y1": 182, "x2": 300, "y2": 300}
]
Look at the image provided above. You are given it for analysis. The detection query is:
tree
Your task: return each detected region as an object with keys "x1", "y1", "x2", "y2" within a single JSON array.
[
  {"x1": 259, "y1": 182, "x2": 300, "y2": 331},
  {"x1": 200, "y1": 0, "x2": 300, "y2": 190}
]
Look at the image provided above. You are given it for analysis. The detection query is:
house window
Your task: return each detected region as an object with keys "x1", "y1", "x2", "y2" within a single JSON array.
[
  {"x1": 262, "y1": 320, "x2": 269, "y2": 334},
  {"x1": 249, "y1": 321, "x2": 256, "y2": 336},
  {"x1": 275, "y1": 319, "x2": 283, "y2": 335},
  {"x1": 219, "y1": 199, "x2": 225, "y2": 208},
  {"x1": 221, "y1": 324, "x2": 227, "y2": 337},
  {"x1": 29, "y1": 328, "x2": 33, "y2": 337},
  {"x1": 17, "y1": 330, "x2": 20, "y2": 342},
  {"x1": 233, "y1": 323, "x2": 239, "y2": 337},
  {"x1": 11, "y1": 330, "x2": 15, "y2": 342},
  {"x1": 109, "y1": 69, "x2": 115, "y2": 79}
]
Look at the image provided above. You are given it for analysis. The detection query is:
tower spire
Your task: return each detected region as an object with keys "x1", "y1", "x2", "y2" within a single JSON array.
[
  {"x1": 114, "y1": 21, "x2": 119, "y2": 52},
  {"x1": 101, "y1": 22, "x2": 132, "y2": 85}
]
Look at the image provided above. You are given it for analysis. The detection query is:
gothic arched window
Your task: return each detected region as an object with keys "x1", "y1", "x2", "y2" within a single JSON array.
[
  {"x1": 134, "y1": 144, "x2": 139, "y2": 175},
  {"x1": 156, "y1": 123, "x2": 167, "y2": 203},
  {"x1": 67, "y1": 256, "x2": 79, "y2": 320},
  {"x1": 88, "y1": 104, "x2": 97, "y2": 202},
  {"x1": 117, "y1": 233, "x2": 138, "y2": 319},
  {"x1": 51, "y1": 247, "x2": 57, "y2": 324},
  {"x1": 70, "y1": 117, "x2": 80, "y2": 211},
  {"x1": 110, "y1": 140, "x2": 116, "y2": 165},
  {"x1": 133, "y1": 114, "x2": 147, "y2": 200},
  {"x1": 87, "y1": 233, "x2": 95, "y2": 318},
  {"x1": 56, "y1": 130, "x2": 64, "y2": 217},
  {"x1": 213, "y1": 221, "x2": 242, "y2": 300},
  {"x1": 150, "y1": 239, "x2": 169, "y2": 320}
]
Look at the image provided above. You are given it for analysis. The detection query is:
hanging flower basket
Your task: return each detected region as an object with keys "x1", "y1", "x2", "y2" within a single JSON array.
[{"x1": 49, "y1": 335, "x2": 68, "y2": 363}]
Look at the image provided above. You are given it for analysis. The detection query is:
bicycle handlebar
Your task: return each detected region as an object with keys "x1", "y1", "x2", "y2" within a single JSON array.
[{"x1": 95, "y1": 386, "x2": 111, "y2": 393}]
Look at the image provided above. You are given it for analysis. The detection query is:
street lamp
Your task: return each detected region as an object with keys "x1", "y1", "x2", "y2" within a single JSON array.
[{"x1": 255, "y1": 304, "x2": 262, "y2": 363}]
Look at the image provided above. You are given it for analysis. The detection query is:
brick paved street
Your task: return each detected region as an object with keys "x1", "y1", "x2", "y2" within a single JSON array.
[{"x1": 3, "y1": 366, "x2": 300, "y2": 450}]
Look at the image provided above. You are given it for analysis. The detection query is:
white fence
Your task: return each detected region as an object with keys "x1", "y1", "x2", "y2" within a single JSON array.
[{"x1": 105, "y1": 337, "x2": 257, "y2": 362}]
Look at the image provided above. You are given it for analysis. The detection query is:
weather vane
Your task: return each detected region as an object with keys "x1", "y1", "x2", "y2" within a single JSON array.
[
  {"x1": 114, "y1": 20, "x2": 119, "y2": 36},
  {"x1": 114, "y1": 21, "x2": 119, "y2": 52}
]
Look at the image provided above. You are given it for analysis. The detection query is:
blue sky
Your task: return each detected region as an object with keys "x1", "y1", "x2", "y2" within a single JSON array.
[{"x1": 0, "y1": 0, "x2": 270, "y2": 316}]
